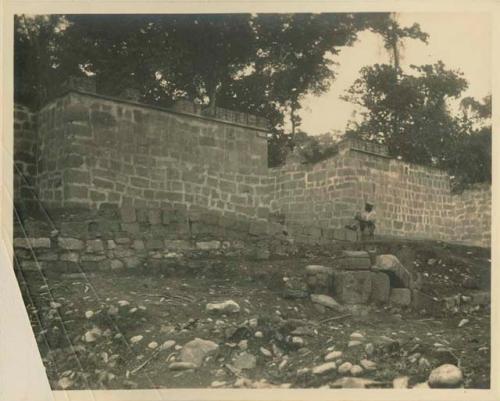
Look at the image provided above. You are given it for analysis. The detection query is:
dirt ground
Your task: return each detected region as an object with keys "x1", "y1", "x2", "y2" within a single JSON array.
[{"x1": 16, "y1": 240, "x2": 491, "y2": 390}]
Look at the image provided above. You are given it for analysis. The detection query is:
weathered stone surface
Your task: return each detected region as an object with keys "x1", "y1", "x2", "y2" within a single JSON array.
[
  {"x1": 60, "y1": 252, "x2": 79, "y2": 263},
  {"x1": 196, "y1": 241, "x2": 221, "y2": 250},
  {"x1": 331, "y1": 377, "x2": 380, "y2": 389},
  {"x1": 86, "y1": 239, "x2": 104, "y2": 253},
  {"x1": 428, "y1": 364, "x2": 463, "y2": 388},
  {"x1": 232, "y1": 352, "x2": 257, "y2": 370},
  {"x1": 332, "y1": 270, "x2": 372, "y2": 304},
  {"x1": 372, "y1": 254, "x2": 412, "y2": 288},
  {"x1": 58, "y1": 237, "x2": 85, "y2": 250},
  {"x1": 206, "y1": 300, "x2": 240, "y2": 313},
  {"x1": 370, "y1": 272, "x2": 390, "y2": 304},
  {"x1": 305, "y1": 265, "x2": 334, "y2": 294},
  {"x1": 180, "y1": 338, "x2": 219, "y2": 368},
  {"x1": 120, "y1": 206, "x2": 136, "y2": 223},
  {"x1": 389, "y1": 288, "x2": 412, "y2": 306},
  {"x1": 169, "y1": 362, "x2": 197, "y2": 370},
  {"x1": 338, "y1": 251, "x2": 371, "y2": 270},
  {"x1": 470, "y1": 290, "x2": 490, "y2": 305},
  {"x1": 411, "y1": 290, "x2": 441, "y2": 312},
  {"x1": 310, "y1": 294, "x2": 343, "y2": 310},
  {"x1": 14, "y1": 237, "x2": 51, "y2": 249},
  {"x1": 312, "y1": 362, "x2": 336, "y2": 375}
]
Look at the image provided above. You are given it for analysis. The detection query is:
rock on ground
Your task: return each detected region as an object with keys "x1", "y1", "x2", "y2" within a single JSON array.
[
  {"x1": 312, "y1": 362, "x2": 337, "y2": 375},
  {"x1": 310, "y1": 294, "x2": 342, "y2": 310},
  {"x1": 206, "y1": 300, "x2": 240, "y2": 313},
  {"x1": 232, "y1": 352, "x2": 257, "y2": 370},
  {"x1": 180, "y1": 338, "x2": 219, "y2": 368},
  {"x1": 428, "y1": 364, "x2": 464, "y2": 388}
]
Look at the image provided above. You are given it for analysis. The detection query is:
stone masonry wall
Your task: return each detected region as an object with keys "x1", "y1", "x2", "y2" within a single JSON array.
[
  {"x1": 453, "y1": 184, "x2": 491, "y2": 247},
  {"x1": 13, "y1": 93, "x2": 490, "y2": 249},
  {"x1": 269, "y1": 140, "x2": 490, "y2": 247},
  {"x1": 34, "y1": 92, "x2": 271, "y2": 224},
  {"x1": 13, "y1": 104, "x2": 38, "y2": 212}
]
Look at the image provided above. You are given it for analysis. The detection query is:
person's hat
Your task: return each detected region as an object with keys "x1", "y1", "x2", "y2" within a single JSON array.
[{"x1": 365, "y1": 200, "x2": 374, "y2": 206}]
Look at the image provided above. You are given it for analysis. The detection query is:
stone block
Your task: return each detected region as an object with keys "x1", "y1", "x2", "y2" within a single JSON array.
[
  {"x1": 338, "y1": 255, "x2": 371, "y2": 270},
  {"x1": 372, "y1": 254, "x2": 411, "y2": 288},
  {"x1": 389, "y1": 288, "x2": 412, "y2": 307},
  {"x1": 146, "y1": 239, "x2": 164, "y2": 250},
  {"x1": 60, "y1": 222, "x2": 89, "y2": 237},
  {"x1": 120, "y1": 206, "x2": 136, "y2": 223},
  {"x1": 196, "y1": 241, "x2": 221, "y2": 250},
  {"x1": 332, "y1": 271, "x2": 372, "y2": 304},
  {"x1": 14, "y1": 237, "x2": 51, "y2": 249},
  {"x1": 148, "y1": 209, "x2": 162, "y2": 225},
  {"x1": 60, "y1": 252, "x2": 79, "y2": 263},
  {"x1": 58, "y1": 237, "x2": 85, "y2": 250},
  {"x1": 370, "y1": 272, "x2": 390, "y2": 304},
  {"x1": 305, "y1": 265, "x2": 334, "y2": 294},
  {"x1": 123, "y1": 256, "x2": 143, "y2": 269},
  {"x1": 165, "y1": 240, "x2": 192, "y2": 250},
  {"x1": 86, "y1": 239, "x2": 104, "y2": 253}
]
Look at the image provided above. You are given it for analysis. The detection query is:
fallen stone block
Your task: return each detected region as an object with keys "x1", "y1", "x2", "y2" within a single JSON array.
[
  {"x1": 389, "y1": 288, "x2": 412, "y2": 306},
  {"x1": 332, "y1": 270, "x2": 372, "y2": 304},
  {"x1": 372, "y1": 254, "x2": 411, "y2": 288},
  {"x1": 305, "y1": 265, "x2": 334, "y2": 294},
  {"x1": 310, "y1": 294, "x2": 343, "y2": 311},
  {"x1": 338, "y1": 250, "x2": 371, "y2": 270},
  {"x1": 370, "y1": 272, "x2": 390, "y2": 304}
]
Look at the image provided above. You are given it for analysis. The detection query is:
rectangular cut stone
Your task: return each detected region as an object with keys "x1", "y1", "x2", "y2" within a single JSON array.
[
  {"x1": 196, "y1": 241, "x2": 221, "y2": 250},
  {"x1": 332, "y1": 271, "x2": 372, "y2": 304},
  {"x1": 146, "y1": 239, "x2": 164, "y2": 250},
  {"x1": 370, "y1": 272, "x2": 390, "y2": 304},
  {"x1": 389, "y1": 288, "x2": 412, "y2": 306},
  {"x1": 305, "y1": 265, "x2": 335, "y2": 294},
  {"x1": 338, "y1": 256, "x2": 371, "y2": 270},
  {"x1": 14, "y1": 237, "x2": 51, "y2": 249},
  {"x1": 120, "y1": 206, "x2": 136, "y2": 223},
  {"x1": 58, "y1": 237, "x2": 85, "y2": 250}
]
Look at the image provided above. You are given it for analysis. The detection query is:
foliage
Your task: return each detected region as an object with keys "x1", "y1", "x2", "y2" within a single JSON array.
[
  {"x1": 14, "y1": 13, "x2": 431, "y2": 167},
  {"x1": 289, "y1": 131, "x2": 340, "y2": 164},
  {"x1": 343, "y1": 62, "x2": 491, "y2": 188}
]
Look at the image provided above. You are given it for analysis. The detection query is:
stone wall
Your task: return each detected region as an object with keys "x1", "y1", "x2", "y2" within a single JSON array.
[
  {"x1": 269, "y1": 139, "x2": 490, "y2": 247},
  {"x1": 34, "y1": 91, "x2": 270, "y2": 225},
  {"x1": 453, "y1": 184, "x2": 491, "y2": 247},
  {"x1": 13, "y1": 92, "x2": 491, "y2": 249},
  {"x1": 13, "y1": 104, "x2": 38, "y2": 212}
]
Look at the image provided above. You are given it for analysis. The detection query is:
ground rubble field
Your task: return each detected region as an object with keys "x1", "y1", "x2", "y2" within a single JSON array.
[{"x1": 16, "y1": 240, "x2": 490, "y2": 390}]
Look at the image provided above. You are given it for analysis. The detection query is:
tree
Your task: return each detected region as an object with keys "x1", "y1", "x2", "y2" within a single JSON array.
[
  {"x1": 445, "y1": 95, "x2": 491, "y2": 189},
  {"x1": 15, "y1": 13, "x2": 422, "y2": 166},
  {"x1": 343, "y1": 61, "x2": 468, "y2": 167}
]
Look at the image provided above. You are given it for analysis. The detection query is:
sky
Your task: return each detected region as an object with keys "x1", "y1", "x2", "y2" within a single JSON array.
[{"x1": 298, "y1": 12, "x2": 492, "y2": 136}]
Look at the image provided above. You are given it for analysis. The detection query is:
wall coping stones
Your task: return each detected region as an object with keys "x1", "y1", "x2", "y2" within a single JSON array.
[{"x1": 51, "y1": 90, "x2": 271, "y2": 133}]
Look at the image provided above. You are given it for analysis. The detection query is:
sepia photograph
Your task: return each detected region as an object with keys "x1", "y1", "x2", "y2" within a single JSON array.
[{"x1": 4, "y1": 5, "x2": 495, "y2": 398}]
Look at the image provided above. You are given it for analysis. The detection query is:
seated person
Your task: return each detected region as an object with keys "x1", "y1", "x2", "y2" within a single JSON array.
[{"x1": 346, "y1": 202, "x2": 376, "y2": 238}]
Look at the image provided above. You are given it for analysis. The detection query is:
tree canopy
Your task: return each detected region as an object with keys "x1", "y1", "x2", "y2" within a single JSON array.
[
  {"x1": 342, "y1": 62, "x2": 490, "y2": 189},
  {"x1": 14, "y1": 12, "x2": 414, "y2": 166}
]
